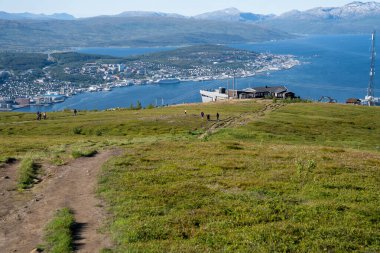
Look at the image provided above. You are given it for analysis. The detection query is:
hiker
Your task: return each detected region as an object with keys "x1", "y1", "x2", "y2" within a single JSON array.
[
  {"x1": 201, "y1": 111, "x2": 204, "y2": 119},
  {"x1": 216, "y1": 112, "x2": 220, "y2": 121},
  {"x1": 184, "y1": 110, "x2": 187, "y2": 115},
  {"x1": 42, "y1": 112, "x2": 47, "y2": 120},
  {"x1": 36, "y1": 111, "x2": 40, "y2": 120},
  {"x1": 207, "y1": 114, "x2": 210, "y2": 121},
  {"x1": 73, "y1": 109, "x2": 77, "y2": 116}
]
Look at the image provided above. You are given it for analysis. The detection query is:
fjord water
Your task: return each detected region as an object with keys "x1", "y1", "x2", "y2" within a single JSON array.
[{"x1": 19, "y1": 34, "x2": 379, "y2": 112}]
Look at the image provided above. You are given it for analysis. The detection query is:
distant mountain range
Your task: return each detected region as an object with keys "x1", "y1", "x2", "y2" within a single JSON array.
[
  {"x1": 0, "y1": 16, "x2": 291, "y2": 51},
  {"x1": 1, "y1": 1, "x2": 380, "y2": 51},
  {"x1": 279, "y1": 1, "x2": 380, "y2": 19},
  {"x1": 1, "y1": 1, "x2": 379, "y2": 21},
  {"x1": 193, "y1": 2, "x2": 380, "y2": 33},
  {"x1": 0, "y1": 11, "x2": 75, "y2": 20},
  {"x1": 261, "y1": 1, "x2": 380, "y2": 34},
  {"x1": 113, "y1": 11, "x2": 184, "y2": 19},
  {"x1": 193, "y1": 7, "x2": 274, "y2": 22}
]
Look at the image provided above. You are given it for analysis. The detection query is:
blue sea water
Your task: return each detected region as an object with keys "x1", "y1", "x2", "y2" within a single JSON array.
[{"x1": 17, "y1": 34, "x2": 379, "y2": 112}]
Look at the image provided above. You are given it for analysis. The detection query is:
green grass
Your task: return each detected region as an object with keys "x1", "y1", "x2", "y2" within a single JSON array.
[
  {"x1": 17, "y1": 158, "x2": 39, "y2": 190},
  {"x1": 1, "y1": 100, "x2": 380, "y2": 252},
  {"x1": 0, "y1": 101, "x2": 263, "y2": 163},
  {"x1": 212, "y1": 103, "x2": 380, "y2": 151},
  {"x1": 42, "y1": 208, "x2": 75, "y2": 253},
  {"x1": 98, "y1": 141, "x2": 380, "y2": 252}
]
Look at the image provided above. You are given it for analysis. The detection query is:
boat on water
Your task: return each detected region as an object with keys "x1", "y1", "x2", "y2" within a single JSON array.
[
  {"x1": 88, "y1": 86, "x2": 98, "y2": 92},
  {"x1": 155, "y1": 78, "x2": 180, "y2": 84}
]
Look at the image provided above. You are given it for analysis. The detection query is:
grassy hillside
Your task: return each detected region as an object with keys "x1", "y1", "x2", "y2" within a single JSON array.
[{"x1": 0, "y1": 100, "x2": 379, "y2": 252}]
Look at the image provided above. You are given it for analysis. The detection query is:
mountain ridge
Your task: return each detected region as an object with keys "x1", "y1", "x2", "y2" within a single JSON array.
[
  {"x1": 0, "y1": 16, "x2": 292, "y2": 51},
  {"x1": 0, "y1": 11, "x2": 75, "y2": 20},
  {"x1": 278, "y1": 1, "x2": 380, "y2": 19},
  {"x1": 1, "y1": 1, "x2": 380, "y2": 21},
  {"x1": 1, "y1": 1, "x2": 380, "y2": 51},
  {"x1": 259, "y1": 1, "x2": 380, "y2": 34}
]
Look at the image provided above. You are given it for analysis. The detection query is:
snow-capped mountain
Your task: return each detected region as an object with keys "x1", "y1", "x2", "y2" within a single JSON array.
[
  {"x1": 114, "y1": 11, "x2": 184, "y2": 19},
  {"x1": 194, "y1": 7, "x2": 273, "y2": 22},
  {"x1": 260, "y1": 1, "x2": 380, "y2": 34},
  {"x1": 280, "y1": 1, "x2": 380, "y2": 19}
]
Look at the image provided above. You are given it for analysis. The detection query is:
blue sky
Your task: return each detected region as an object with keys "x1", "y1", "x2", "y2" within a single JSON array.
[{"x1": 0, "y1": 0, "x2": 365, "y2": 17}]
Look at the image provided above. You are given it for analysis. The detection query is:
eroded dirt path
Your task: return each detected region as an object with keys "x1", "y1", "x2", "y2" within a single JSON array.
[
  {"x1": 0, "y1": 149, "x2": 122, "y2": 253},
  {"x1": 200, "y1": 101, "x2": 286, "y2": 138}
]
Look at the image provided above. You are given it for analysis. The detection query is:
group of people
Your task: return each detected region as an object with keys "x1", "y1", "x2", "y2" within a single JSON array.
[
  {"x1": 183, "y1": 110, "x2": 220, "y2": 121},
  {"x1": 36, "y1": 108, "x2": 78, "y2": 120},
  {"x1": 36, "y1": 111, "x2": 47, "y2": 120},
  {"x1": 200, "y1": 111, "x2": 220, "y2": 121}
]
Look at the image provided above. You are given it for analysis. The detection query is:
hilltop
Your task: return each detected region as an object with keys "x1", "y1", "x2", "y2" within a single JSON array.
[{"x1": 0, "y1": 100, "x2": 379, "y2": 252}]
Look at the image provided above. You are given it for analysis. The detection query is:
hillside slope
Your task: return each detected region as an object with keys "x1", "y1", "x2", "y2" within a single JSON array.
[{"x1": 0, "y1": 100, "x2": 379, "y2": 252}]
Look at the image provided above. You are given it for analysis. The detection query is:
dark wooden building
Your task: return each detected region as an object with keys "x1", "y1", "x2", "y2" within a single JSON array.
[
  {"x1": 229, "y1": 86, "x2": 295, "y2": 99},
  {"x1": 346, "y1": 98, "x2": 361, "y2": 105}
]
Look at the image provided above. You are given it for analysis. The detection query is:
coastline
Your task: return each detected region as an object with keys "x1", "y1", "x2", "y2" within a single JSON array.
[{"x1": 7, "y1": 62, "x2": 301, "y2": 112}]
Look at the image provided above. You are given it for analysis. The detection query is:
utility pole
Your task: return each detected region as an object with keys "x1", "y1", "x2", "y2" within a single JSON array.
[
  {"x1": 367, "y1": 30, "x2": 376, "y2": 106},
  {"x1": 227, "y1": 79, "x2": 229, "y2": 99},
  {"x1": 232, "y1": 77, "x2": 235, "y2": 99},
  {"x1": 236, "y1": 77, "x2": 238, "y2": 99}
]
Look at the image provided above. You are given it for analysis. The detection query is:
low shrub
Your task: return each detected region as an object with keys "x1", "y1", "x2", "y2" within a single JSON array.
[{"x1": 72, "y1": 127, "x2": 83, "y2": 135}]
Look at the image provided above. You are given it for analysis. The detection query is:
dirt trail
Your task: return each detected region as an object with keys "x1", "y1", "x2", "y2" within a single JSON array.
[
  {"x1": 200, "y1": 102, "x2": 286, "y2": 139},
  {"x1": 0, "y1": 149, "x2": 122, "y2": 253}
]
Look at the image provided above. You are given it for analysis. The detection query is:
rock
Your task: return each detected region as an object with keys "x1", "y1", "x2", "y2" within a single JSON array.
[{"x1": 30, "y1": 249, "x2": 42, "y2": 253}]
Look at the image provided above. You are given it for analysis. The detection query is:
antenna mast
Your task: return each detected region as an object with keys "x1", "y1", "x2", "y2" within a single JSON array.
[{"x1": 367, "y1": 30, "x2": 376, "y2": 105}]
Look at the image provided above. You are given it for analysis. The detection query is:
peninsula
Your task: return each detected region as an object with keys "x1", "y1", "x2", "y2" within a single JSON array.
[{"x1": 0, "y1": 45, "x2": 299, "y2": 110}]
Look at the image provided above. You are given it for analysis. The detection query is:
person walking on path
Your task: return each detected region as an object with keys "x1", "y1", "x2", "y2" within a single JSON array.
[
  {"x1": 73, "y1": 109, "x2": 77, "y2": 116},
  {"x1": 42, "y1": 112, "x2": 47, "y2": 120},
  {"x1": 216, "y1": 112, "x2": 220, "y2": 121},
  {"x1": 184, "y1": 110, "x2": 187, "y2": 115},
  {"x1": 201, "y1": 111, "x2": 204, "y2": 119}
]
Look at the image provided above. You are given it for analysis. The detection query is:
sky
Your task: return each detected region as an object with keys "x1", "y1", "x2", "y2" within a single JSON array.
[{"x1": 0, "y1": 0, "x2": 367, "y2": 17}]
